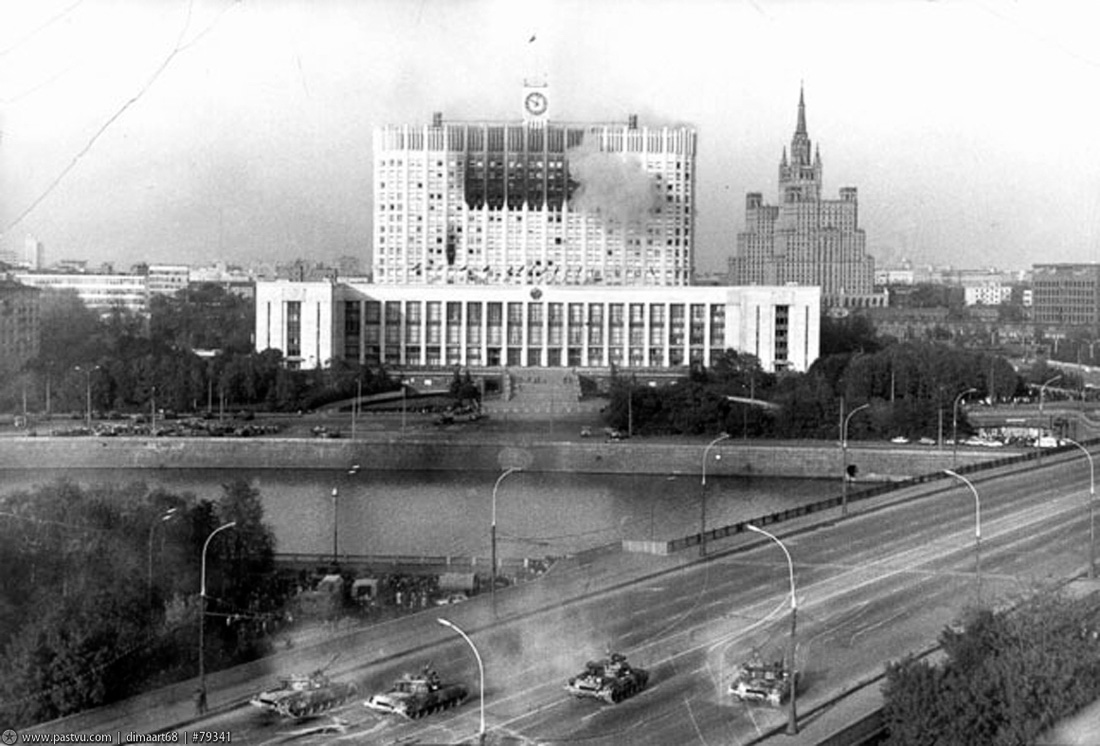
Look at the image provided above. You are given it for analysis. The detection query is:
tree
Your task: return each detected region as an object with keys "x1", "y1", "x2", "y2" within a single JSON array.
[
  {"x1": 449, "y1": 369, "x2": 482, "y2": 407},
  {"x1": 820, "y1": 314, "x2": 883, "y2": 356},
  {"x1": 0, "y1": 479, "x2": 283, "y2": 727},
  {"x1": 882, "y1": 589, "x2": 1100, "y2": 745}
]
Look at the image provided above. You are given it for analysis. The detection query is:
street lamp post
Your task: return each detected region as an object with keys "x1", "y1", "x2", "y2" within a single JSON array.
[
  {"x1": 943, "y1": 470, "x2": 982, "y2": 603},
  {"x1": 330, "y1": 487, "x2": 339, "y2": 565},
  {"x1": 330, "y1": 464, "x2": 360, "y2": 566},
  {"x1": 841, "y1": 403, "x2": 870, "y2": 518},
  {"x1": 74, "y1": 365, "x2": 99, "y2": 431},
  {"x1": 746, "y1": 524, "x2": 798, "y2": 736},
  {"x1": 1037, "y1": 375, "x2": 1063, "y2": 465},
  {"x1": 199, "y1": 521, "x2": 236, "y2": 712},
  {"x1": 491, "y1": 467, "x2": 521, "y2": 611},
  {"x1": 952, "y1": 387, "x2": 979, "y2": 468},
  {"x1": 1062, "y1": 438, "x2": 1096, "y2": 578},
  {"x1": 1039, "y1": 374, "x2": 1063, "y2": 417},
  {"x1": 147, "y1": 507, "x2": 178, "y2": 606},
  {"x1": 700, "y1": 433, "x2": 730, "y2": 557},
  {"x1": 437, "y1": 618, "x2": 485, "y2": 745}
]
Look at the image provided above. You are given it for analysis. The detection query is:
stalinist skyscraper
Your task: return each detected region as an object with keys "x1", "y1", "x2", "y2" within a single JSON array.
[{"x1": 729, "y1": 89, "x2": 882, "y2": 308}]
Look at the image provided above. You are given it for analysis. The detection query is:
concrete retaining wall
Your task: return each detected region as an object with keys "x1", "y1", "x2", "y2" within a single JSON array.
[{"x1": 0, "y1": 436, "x2": 1006, "y2": 479}]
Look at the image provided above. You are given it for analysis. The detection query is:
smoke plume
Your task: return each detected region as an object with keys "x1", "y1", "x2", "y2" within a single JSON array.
[{"x1": 567, "y1": 140, "x2": 659, "y2": 226}]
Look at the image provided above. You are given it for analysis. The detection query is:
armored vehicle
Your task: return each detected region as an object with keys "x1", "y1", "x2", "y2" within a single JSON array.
[
  {"x1": 565, "y1": 651, "x2": 648, "y2": 704},
  {"x1": 364, "y1": 665, "x2": 468, "y2": 719},
  {"x1": 728, "y1": 660, "x2": 796, "y2": 706},
  {"x1": 249, "y1": 657, "x2": 357, "y2": 719}
]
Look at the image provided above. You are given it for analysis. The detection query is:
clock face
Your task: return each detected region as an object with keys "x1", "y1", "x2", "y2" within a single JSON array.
[{"x1": 525, "y1": 91, "x2": 548, "y2": 116}]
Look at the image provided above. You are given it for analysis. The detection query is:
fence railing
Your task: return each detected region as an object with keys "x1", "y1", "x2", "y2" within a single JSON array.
[
  {"x1": 651, "y1": 437, "x2": 1100, "y2": 556},
  {"x1": 272, "y1": 551, "x2": 546, "y2": 574}
]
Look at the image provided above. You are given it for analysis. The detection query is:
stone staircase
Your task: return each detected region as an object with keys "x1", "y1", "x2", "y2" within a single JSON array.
[{"x1": 483, "y1": 368, "x2": 603, "y2": 418}]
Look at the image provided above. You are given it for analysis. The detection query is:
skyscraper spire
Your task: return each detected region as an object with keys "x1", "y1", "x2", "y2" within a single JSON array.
[{"x1": 796, "y1": 84, "x2": 807, "y2": 136}]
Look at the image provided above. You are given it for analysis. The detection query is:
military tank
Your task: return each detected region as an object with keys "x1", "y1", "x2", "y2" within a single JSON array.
[
  {"x1": 728, "y1": 659, "x2": 796, "y2": 707},
  {"x1": 250, "y1": 656, "x2": 358, "y2": 719},
  {"x1": 565, "y1": 651, "x2": 648, "y2": 704},
  {"x1": 363, "y1": 665, "x2": 468, "y2": 719}
]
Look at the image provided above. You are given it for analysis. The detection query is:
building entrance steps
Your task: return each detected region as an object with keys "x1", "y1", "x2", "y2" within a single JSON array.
[{"x1": 482, "y1": 367, "x2": 595, "y2": 416}]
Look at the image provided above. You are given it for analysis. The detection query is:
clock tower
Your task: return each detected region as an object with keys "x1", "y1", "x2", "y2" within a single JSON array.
[{"x1": 522, "y1": 80, "x2": 549, "y2": 124}]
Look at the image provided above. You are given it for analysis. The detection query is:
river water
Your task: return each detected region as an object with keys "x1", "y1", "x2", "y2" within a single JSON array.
[{"x1": 0, "y1": 468, "x2": 833, "y2": 560}]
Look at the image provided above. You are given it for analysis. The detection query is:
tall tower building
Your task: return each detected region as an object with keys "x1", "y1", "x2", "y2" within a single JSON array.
[
  {"x1": 23, "y1": 235, "x2": 45, "y2": 270},
  {"x1": 372, "y1": 87, "x2": 696, "y2": 287},
  {"x1": 729, "y1": 89, "x2": 882, "y2": 308}
]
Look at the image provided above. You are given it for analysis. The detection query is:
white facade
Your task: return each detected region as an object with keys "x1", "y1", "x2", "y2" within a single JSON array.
[
  {"x1": 373, "y1": 105, "x2": 695, "y2": 287},
  {"x1": 24, "y1": 235, "x2": 45, "y2": 270},
  {"x1": 13, "y1": 271, "x2": 148, "y2": 314},
  {"x1": 255, "y1": 281, "x2": 820, "y2": 373},
  {"x1": 963, "y1": 283, "x2": 1012, "y2": 306},
  {"x1": 147, "y1": 264, "x2": 191, "y2": 295}
]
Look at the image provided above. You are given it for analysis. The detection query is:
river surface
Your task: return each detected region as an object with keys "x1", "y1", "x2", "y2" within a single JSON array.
[{"x1": 0, "y1": 468, "x2": 834, "y2": 559}]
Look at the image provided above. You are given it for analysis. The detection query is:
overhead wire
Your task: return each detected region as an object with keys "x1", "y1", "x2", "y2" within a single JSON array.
[
  {"x1": 1, "y1": 0, "x2": 240, "y2": 241},
  {"x1": 0, "y1": 0, "x2": 88, "y2": 58}
]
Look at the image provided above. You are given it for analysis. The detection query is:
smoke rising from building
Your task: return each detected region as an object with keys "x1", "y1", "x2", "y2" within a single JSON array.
[{"x1": 567, "y1": 141, "x2": 660, "y2": 226}]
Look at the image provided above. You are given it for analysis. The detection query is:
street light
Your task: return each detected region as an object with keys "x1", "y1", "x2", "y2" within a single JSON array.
[
  {"x1": 841, "y1": 403, "x2": 870, "y2": 518},
  {"x1": 1039, "y1": 374, "x2": 1063, "y2": 416},
  {"x1": 330, "y1": 487, "x2": 339, "y2": 564},
  {"x1": 147, "y1": 507, "x2": 178, "y2": 606},
  {"x1": 330, "y1": 464, "x2": 360, "y2": 566},
  {"x1": 943, "y1": 470, "x2": 982, "y2": 604},
  {"x1": 351, "y1": 378, "x2": 362, "y2": 440},
  {"x1": 74, "y1": 365, "x2": 100, "y2": 431},
  {"x1": 1062, "y1": 438, "x2": 1096, "y2": 578},
  {"x1": 199, "y1": 521, "x2": 236, "y2": 711},
  {"x1": 437, "y1": 618, "x2": 485, "y2": 745},
  {"x1": 491, "y1": 467, "x2": 521, "y2": 610},
  {"x1": 700, "y1": 433, "x2": 730, "y2": 557},
  {"x1": 952, "y1": 387, "x2": 979, "y2": 468},
  {"x1": 1038, "y1": 375, "x2": 1063, "y2": 465},
  {"x1": 746, "y1": 524, "x2": 798, "y2": 736},
  {"x1": 401, "y1": 382, "x2": 407, "y2": 432}
]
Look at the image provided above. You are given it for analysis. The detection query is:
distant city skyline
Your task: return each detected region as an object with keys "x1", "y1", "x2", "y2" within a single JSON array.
[{"x1": 3, "y1": 0, "x2": 1100, "y2": 274}]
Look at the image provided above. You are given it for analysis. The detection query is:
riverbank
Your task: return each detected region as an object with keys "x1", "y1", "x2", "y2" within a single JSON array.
[{"x1": 0, "y1": 433, "x2": 1012, "y2": 479}]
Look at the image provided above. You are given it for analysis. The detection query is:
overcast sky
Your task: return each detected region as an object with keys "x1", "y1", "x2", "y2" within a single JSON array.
[{"x1": 2, "y1": 0, "x2": 1100, "y2": 274}]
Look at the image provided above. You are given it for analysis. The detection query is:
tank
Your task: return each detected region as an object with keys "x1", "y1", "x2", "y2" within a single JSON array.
[
  {"x1": 249, "y1": 657, "x2": 358, "y2": 719},
  {"x1": 364, "y1": 665, "x2": 469, "y2": 719},
  {"x1": 728, "y1": 660, "x2": 796, "y2": 707},
  {"x1": 565, "y1": 651, "x2": 648, "y2": 704}
]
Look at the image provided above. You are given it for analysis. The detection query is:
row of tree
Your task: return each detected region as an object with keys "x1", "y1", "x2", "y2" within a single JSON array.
[
  {"x1": 883, "y1": 588, "x2": 1100, "y2": 744},
  {"x1": 0, "y1": 285, "x2": 398, "y2": 417},
  {"x1": 0, "y1": 479, "x2": 279, "y2": 727},
  {"x1": 603, "y1": 338, "x2": 1079, "y2": 441}
]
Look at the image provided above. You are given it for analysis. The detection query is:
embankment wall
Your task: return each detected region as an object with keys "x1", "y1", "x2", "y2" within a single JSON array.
[{"x1": 0, "y1": 436, "x2": 1005, "y2": 480}]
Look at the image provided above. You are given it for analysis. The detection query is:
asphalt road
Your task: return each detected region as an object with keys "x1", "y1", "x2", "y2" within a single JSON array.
[{"x1": 117, "y1": 448, "x2": 1094, "y2": 746}]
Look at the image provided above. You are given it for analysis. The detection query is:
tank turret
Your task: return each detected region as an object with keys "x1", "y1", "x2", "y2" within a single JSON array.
[
  {"x1": 565, "y1": 651, "x2": 648, "y2": 704},
  {"x1": 249, "y1": 655, "x2": 358, "y2": 719},
  {"x1": 364, "y1": 663, "x2": 469, "y2": 719},
  {"x1": 728, "y1": 659, "x2": 797, "y2": 707}
]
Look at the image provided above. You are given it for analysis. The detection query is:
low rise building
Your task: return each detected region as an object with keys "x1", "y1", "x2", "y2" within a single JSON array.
[
  {"x1": 147, "y1": 264, "x2": 190, "y2": 296},
  {"x1": 13, "y1": 271, "x2": 148, "y2": 315},
  {"x1": 1031, "y1": 263, "x2": 1100, "y2": 332},
  {"x1": 255, "y1": 281, "x2": 821, "y2": 374}
]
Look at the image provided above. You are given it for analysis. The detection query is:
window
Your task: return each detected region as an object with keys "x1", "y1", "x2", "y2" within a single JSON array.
[{"x1": 285, "y1": 301, "x2": 301, "y2": 357}]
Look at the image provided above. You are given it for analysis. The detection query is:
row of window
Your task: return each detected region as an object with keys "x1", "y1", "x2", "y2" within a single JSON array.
[{"x1": 349, "y1": 343, "x2": 715, "y2": 369}]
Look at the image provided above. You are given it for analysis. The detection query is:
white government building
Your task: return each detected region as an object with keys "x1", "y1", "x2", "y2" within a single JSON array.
[{"x1": 255, "y1": 83, "x2": 820, "y2": 374}]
